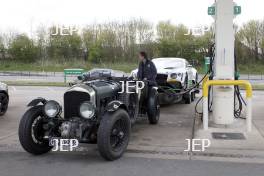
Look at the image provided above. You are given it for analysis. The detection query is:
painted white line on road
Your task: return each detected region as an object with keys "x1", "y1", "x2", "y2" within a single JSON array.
[
  {"x1": 11, "y1": 86, "x2": 17, "y2": 91},
  {"x1": 46, "y1": 87, "x2": 55, "y2": 92},
  {"x1": 16, "y1": 79, "x2": 42, "y2": 81},
  {"x1": 0, "y1": 131, "x2": 17, "y2": 140}
]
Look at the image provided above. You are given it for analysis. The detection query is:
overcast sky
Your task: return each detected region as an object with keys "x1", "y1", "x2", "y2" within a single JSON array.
[{"x1": 0, "y1": 0, "x2": 263, "y2": 35}]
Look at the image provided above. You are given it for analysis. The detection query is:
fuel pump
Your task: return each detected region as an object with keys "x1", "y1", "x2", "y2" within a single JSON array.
[{"x1": 203, "y1": 0, "x2": 252, "y2": 131}]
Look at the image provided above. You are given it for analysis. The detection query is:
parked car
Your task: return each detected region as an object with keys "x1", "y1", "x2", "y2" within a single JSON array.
[
  {"x1": 70, "y1": 68, "x2": 127, "y2": 86},
  {"x1": 131, "y1": 58, "x2": 198, "y2": 104},
  {"x1": 83, "y1": 68, "x2": 127, "y2": 78},
  {"x1": 18, "y1": 76, "x2": 159, "y2": 161},
  {"x1": 0, "y1": 82, "x2": 9, "y2": 116}
]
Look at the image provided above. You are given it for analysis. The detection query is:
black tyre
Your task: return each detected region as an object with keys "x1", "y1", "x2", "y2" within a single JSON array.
[
  {"x1": 191, "y1": 92, "x2": 195, "y2": 101},
  {"x1": 18, "y1": 105, "x2": 52, "y2": 155},
  {"x1": 0, "y1": 93, "x2": 9, "y2": 116},
  {"x1": 184, "y1": 92, "x2": 192, "y2": 104},
  {"x1": 147, "y1": 88, "x2": 160, "y2": 124},
  {"x1": 183, "y1": 74, "x2": 189, "y2": 90},
  {"x1": 97, "y1": 109, "x2": 131, "y2": 161}
]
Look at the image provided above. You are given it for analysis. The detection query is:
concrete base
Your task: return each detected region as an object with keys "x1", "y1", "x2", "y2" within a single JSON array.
[{"x1": 193, "y1": 91, "x2": 264, "y2": 163}]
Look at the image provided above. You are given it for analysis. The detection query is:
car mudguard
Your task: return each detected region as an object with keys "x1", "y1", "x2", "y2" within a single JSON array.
[
  {"x1": 0, "y1": 90, "x2": 8, "y2": 98},
  {"x1": 106, "y1": 100, "x2": 128, "y2": 112},
  {"x1": 27, "y1": 97, "x2": 47, "y2": 107}
]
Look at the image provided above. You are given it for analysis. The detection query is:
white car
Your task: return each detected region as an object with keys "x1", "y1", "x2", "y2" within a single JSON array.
[{"x1": 131, "y1": 57, "x2": 198, "y2": 104}]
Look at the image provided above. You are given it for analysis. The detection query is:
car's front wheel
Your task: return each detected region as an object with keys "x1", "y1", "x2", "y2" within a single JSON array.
[
  {"x1": 0, "y1": 93, "x2": 9, "y2": 116},
  {"x1": 195, "y1": 73, "x2": 199, "y2": 87},
  {"x1": 18, "y1": 105, "x2": 52, "y2": 155},
  {"x1": 183, "y1": 74, "x2": 189, "y2": 90},
  {"x1": 97, "y1": 109, "x2": 131, "y2": 161}
]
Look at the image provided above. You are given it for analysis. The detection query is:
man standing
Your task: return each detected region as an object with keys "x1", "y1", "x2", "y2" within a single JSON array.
[
  {"x1": 137, "y1": 51, "x2": 157, "y2": 86},
  {"x1": 137, "y1": 51, "x2": 159, "y2": 120}
]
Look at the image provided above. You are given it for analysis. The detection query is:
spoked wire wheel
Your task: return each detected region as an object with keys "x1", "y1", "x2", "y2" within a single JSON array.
[
  {"x1": 31, "y1": 116, "x2": 46, "y2": 144},
  {"x1": 127, "y1": 94, "x2": 138, "y2": 124},
  {"x1": 19, "y1": 105, "x2": 52, "y2": 155},
  {"x1": 98, "y1": 109, "x2": 131, "y2": 161},
  {"x1": 110, "y1": 118, "x2": 129, "y2": 152}
]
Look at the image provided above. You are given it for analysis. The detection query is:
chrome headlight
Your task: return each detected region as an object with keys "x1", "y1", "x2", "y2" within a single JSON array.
[
  {"x1": 44, "y1": 100, "x2": 61, "y2": 118},
  {"x1": 79, "y1": 101, "x2": 95, "y2": 119},
  {"x1": 170, "y1": 73, "x2": 177, "y2": 79},
  {"x1": 0, "y1": 82, "x2": 8, "y2": 91},
  {"x1": 177, "y1": 73, "x2": 183, "y2": 80}
]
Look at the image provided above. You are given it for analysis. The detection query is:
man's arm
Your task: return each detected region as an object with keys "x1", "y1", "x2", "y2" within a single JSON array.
[
  {"x1": 151, "y1": 61, "x2": 157, "y2": 79},
  {"x1": 146, "y1": 61, "x2": 157, "y2": 81},
  {"x1": 137, "y1": 62, "x2": 142, "y2": 80}
]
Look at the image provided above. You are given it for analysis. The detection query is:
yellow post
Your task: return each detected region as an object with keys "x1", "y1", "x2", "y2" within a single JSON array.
[{"x1": 203, "y1": 80, "x2": 252, "y2": 98}]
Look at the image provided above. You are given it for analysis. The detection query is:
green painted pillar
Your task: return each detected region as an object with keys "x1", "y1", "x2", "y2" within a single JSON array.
[{"x1": 204, "y1": 57, "x2": 210, "y2": 74}]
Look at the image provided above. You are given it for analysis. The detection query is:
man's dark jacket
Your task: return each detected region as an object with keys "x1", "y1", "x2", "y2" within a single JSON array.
[{"x1": 137, "y1": 59, "x2": 157, "y2": 86}]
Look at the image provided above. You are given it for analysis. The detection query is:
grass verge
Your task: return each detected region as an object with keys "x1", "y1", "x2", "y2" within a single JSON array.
[
  {"x1": 3, "y1": 81, "x2": 67, "y2": 87},
  {"x1": 1, "y1": 60, "x2": 264, "y2": 74},
  {"x1": 0, "y1": 60, "x2": 138, "y2": 73},
  {"x1": 249, "y1": 84, "x2": 264, "y2": 90}
]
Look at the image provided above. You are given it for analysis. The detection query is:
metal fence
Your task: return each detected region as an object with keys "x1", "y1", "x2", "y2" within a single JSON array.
[
  {"x1": 0, "y1": 71, "x2": 65, "y2": 77},
  {"x1": 240, "y1": 74, "x2": 264, "y2": 80},
  {"x1": 0, "y1": 71, "x2": 264, "y2": 80}
]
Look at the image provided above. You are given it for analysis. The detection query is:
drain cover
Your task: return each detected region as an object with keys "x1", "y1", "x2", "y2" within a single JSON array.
[{"x1": 212, "y1": 132, "x2": 245, "y2": 140}]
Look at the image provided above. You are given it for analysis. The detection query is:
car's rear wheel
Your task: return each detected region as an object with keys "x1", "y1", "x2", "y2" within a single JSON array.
[
  {"x1": 184, "y1": 92, "x2": 192, "y2": 104},
  {"x1": 195, "y1": 73, "x2": 199, "y2": 88},
  {"x1": 0, "y1": 93, "x2": 9, "y2": 116},
  {"x1": 147, "y1": 88, "x2": 160, "y2": 124},
  {"x1": 18, "y1": 105, "x2": 52, "y2": 155},
  {"x1": 97, "y1": 109, "x2": 131, "y2": 161}
]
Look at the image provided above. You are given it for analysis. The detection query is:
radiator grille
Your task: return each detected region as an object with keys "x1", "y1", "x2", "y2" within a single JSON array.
[{"x1": 64, "y1": 91, "x2": 90, "y2": 119}]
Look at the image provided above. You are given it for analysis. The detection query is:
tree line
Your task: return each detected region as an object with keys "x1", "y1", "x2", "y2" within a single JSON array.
[{"x1": 0, "y1": 18, "x2": 263, "y2": 65}]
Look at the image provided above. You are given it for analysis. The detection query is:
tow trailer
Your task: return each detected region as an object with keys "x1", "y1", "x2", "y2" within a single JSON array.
[{"x1": 158, "y1": 81, "x2": 200, "y2": 105}]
